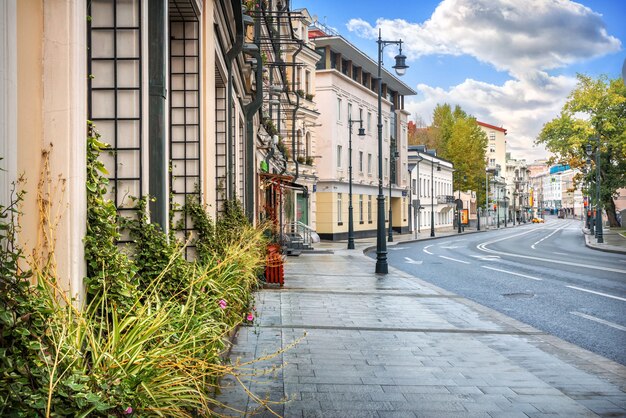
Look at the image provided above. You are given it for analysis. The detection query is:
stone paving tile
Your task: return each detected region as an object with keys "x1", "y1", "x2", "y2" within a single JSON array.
[{"x1": 213, "y1": 248, "x2": 626, "y2": 417}]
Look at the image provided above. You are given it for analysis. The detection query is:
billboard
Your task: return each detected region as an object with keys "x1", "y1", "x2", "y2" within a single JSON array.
[{"x1": 461, "y1": 209, "x2": 469, "y2": 225}]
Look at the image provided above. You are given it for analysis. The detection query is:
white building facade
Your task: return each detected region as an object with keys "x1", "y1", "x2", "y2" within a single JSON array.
[{"x1": 408, "y1": 146, "x2": 454, "y2": 235}]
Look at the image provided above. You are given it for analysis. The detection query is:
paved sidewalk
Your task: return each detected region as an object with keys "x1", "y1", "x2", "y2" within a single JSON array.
[{"x1": 215, "y1": 226, "x2": 626, "y2": 417}]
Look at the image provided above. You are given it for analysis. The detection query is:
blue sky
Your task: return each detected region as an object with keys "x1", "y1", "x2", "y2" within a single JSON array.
[{"x1": 292, "y1": 0, "x2": 626, "y2": 161}]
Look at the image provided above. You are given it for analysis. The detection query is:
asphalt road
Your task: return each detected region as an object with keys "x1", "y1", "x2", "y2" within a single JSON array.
[{"x1": 373, "y1": 217, "x2": 626, "y2": 366}]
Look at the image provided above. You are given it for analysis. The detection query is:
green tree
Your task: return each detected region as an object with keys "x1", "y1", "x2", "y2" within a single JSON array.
[
  {"x1": 537, "y1": 75, "x2": 626, "y2": 227},
  {"x1": 430, "y1": 104, "x2": 488, "y2": 206}
]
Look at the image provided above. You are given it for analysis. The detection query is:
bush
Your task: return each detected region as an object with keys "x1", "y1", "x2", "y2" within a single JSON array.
[{"x1": 0, "y1": 123, "x2": 269, "y2": 416}]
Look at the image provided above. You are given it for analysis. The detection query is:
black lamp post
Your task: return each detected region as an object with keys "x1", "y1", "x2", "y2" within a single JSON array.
[
  {"x1": 457, "y1": 173, "x2": 466, "y2": 234},
  {"x1": 430, "y1": 160, "x2": 440, "y2": 237},
  {"x1": 587, "y1": 139, "x2": 603, "y2": 243},
  {"x1": 513, "y1": 190, "x2": 518, "y2": 225},
  {"x1": 347, "y1": 117, "x2": 365, "y2": 249},
  {"x1": 414, "y1": 154, "x2": 424, "y2": 239},
  {"x1": 388, "y1": 148, "x2": 399, "y2": 242},
  {"x1": 496, "y1": 183, "x2": 500, "y2": 228},
  {"x1": 375, "y1": 29, "x2": 408, "y2": 274}
]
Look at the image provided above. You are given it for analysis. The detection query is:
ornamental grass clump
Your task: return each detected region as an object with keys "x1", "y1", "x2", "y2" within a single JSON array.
[{"x1": 0, "y1": 124, "x2": 279, "y2": 417}]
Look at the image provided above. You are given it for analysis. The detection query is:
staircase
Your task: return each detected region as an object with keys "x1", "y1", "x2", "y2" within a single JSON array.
[{"x1": 283, "y1": 221, "x2": 319, "y2": 256}]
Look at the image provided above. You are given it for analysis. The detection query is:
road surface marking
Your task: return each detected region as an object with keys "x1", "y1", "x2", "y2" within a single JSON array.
[
  {"x1": 472, "y1": 255, "x2": 501, "y2": 261},
  {"x1": 566, "y1": 286, "x2": 626, "y2": 302},
  {"x1": 404, "y1": 257, "x2": 423, "y2": 265},
  {"x1": 476, "y1": 230, "x2": 626, "y2": 275},
  {"x1": 439, "y1": 255, "x2": 470, "y2": 264},
  {"x1": 531, "y1": 222, "x2": 570, "y2": 249},
  {"x1": 424, "y1": 245, "x2": 434, "y2": 255},
  {"x1": 440, "y1": 245, "x2": 460, "y2": 249},
  {"x1": 553, "y1": 252, "x2": 568, "y2": 256},
  {"x1": 570, "y1": 312, "x2": 626, "y2": 331},
  {"x1": 481, "y1": 265, "x2": 542, "y2": 281},
  {"x1": 389, "y1": 247, "x2": 408, "y2": 251}
]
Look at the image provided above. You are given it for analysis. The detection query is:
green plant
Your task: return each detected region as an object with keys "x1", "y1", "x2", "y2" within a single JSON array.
[
  {"x1": 296, "y1": 89, "x2": 305, "y2": 98},
  {"x1": 305, "y1": 93, "x2": 314, "y2": 101},
  {"x1": 297, "y1": 155, "x2": 305, "y2": 164},
  {"x1": 276, "y1": 138, "x2": 290, "y2": 159},
  {"x1": 305, "y1": 156, "x2": 314, "y2": 166},
  {"x1": 84, "y1": 121, "x2": 138, "y2": 314}
]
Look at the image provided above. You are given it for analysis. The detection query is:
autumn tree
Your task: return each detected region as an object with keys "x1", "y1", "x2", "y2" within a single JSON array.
[
  {"x1": 537, "y1": 75, "x2": 626, "y2": 227},
  {"x1": 430, "y1": 104, "x2": 488, "y2": 206}
]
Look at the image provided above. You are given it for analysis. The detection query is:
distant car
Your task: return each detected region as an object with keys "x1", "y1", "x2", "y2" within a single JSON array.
[{"x1": 532, "y1": 218, "x2": 545, "y2": 223}]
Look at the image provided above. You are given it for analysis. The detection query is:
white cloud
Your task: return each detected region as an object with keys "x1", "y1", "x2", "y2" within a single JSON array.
[
  {"x1": 347, "y1": 0, "x2": 622, "y2": 161},
  {"x1": 348, "y1": 0, "x2": 621, "y2": 74},
  {"x1": 405, "y1": 71, "x2": 578, "y2": 161}
]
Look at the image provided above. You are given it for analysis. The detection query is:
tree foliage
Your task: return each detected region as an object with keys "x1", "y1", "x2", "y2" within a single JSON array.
[
  {"x1": 429, "y1": 104, "x2": 488, "y2": 205},
  {"x1": 537, "y1": 75, "x2": 626, "y2": 226}
]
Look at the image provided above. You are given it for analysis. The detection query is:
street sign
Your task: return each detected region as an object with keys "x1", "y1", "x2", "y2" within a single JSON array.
[{"x1": 461, "y1": 209, "x2": 469, "y2": 225}]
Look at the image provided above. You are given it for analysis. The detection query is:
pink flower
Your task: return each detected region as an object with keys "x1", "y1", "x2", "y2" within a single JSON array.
[
  {"x1": 246, "y1": 313, "x2": 254, "y2": 321},
  {"x1": 218, "y1": 299, "x2": 227, "y2": 309},
  {"x1": 124, "y1": 407, "x2": 133, "y2": 414}
]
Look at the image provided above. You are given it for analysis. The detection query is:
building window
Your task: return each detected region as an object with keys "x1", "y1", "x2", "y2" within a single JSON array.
[
  {"x1": 337, "y1": 98, "x2": 342, "y2": 121},
  {"x1": 337, "y1": 193, "x2": 343, "y2": 223},
  {"x1": 305, "y1": 70, "x2": 311, "y2": 94},
  {"x1": 412, "y1": 179, "x2": 417, "y2": 194},
  {"x1": 368, "y1": 195, "x2": 372, "y2": 222},
  {"x1": 384, "y1": 158, "x2": 388, "y2": 179},
  {"x1": 367, "y1": 112, "x2": 371, "y2": 132},
  {"x1": 489, "y1": 132, "x2": 496, "y2": 141},
  {"x1": 337, "y1": 145, "x2": 342, "y2": 168},
  {"x1": 359, "y1": 151, "x2": 363, "y2": 173},
  {"x1": 384, "y1": 118, "x2": 388, "y2": 140},
  {"x1": 359, "y1": 194, "x2": 363, "y2": 222},
  {"x1": 367, "y1": 153, "x2": 372, "y2": 174},
  {"x1": 88, "y1": 0, "x2": 143, "y2": 222}
]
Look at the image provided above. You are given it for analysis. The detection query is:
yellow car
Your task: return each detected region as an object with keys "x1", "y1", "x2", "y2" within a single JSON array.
[{"x1": 532, "y1": 218, "x2": 545, "y2": 223}]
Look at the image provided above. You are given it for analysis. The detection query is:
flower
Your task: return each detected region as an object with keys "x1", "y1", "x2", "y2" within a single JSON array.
[
  {"x1": 124, "y1": 407, "x2": 133, "y2": 414},
  {"x1": 218, "y1": 299, "x2": 227, "y2": 309},
  {"x1": 246, "y1": 313, "x2": 254, "y2": 321}
]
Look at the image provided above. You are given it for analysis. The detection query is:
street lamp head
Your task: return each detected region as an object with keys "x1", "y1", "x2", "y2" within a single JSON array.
[
  {"x1": 393, "y1": 43, "x2": 408, "y2": 76},
  {"x1": 585, "y1": 143, "x2": 593, "y2": 157},
  {"x1": 358, "y1": 127, "x2": 365, "y2": 136}
]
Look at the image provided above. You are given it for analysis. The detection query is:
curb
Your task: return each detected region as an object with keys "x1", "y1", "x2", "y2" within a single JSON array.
[{"x1": 583, "y1": 232, "x2": 626, "y2": 255}]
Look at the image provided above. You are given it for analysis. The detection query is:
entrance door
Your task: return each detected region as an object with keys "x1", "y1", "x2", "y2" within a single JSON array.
[{"x1": 296, "y1": 193, "x2": 308, "y2": 225}]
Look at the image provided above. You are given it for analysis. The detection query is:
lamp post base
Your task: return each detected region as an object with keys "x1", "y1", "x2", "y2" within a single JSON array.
[{"x1": 375, "y1": 194, "x2": 388, "y2": 274}]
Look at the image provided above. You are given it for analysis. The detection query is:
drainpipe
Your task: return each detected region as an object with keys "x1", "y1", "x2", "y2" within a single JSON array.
[
  {"x1": 148, "y1": 0, "x2": 167, "y2": 230},
  {"x1": 244, "y1": 13, "x2": 263, "y2": 222},
  {"x1": 226, "y1": 0, "x2": 244, "y2": 202},
  {"x1": 291, "y1": 40, "x2": 303, "y2": 181}
]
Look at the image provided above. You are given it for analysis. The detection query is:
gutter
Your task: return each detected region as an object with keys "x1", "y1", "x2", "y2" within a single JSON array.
[
  {"x1": 243, "y1": 11, "x2": 263, "y2": 222},
  {"x1": 225, "y1": 0, "x2": 244, "y2": 202}
]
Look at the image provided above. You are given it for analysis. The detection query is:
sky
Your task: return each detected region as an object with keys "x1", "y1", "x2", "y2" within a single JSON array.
[{"x1": 291, "y1": 0, "x2": 626, "y2": 162}]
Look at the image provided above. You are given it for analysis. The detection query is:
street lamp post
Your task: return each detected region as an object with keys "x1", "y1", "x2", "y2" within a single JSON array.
[
  {"x1": 430, "y1": 160, "x2": 439, "y2": 237},
  {"x1": 414, "y1": 154, "x2": 424, "y2": 239},
  {"x1": 513, "y1": 190, "x2": 518, "y2": 225},
  {"x1": 457, "y1": 173, "x2": 466, "y2": 234},
  {"x1": 375, "y1": 29, "x2": 408, "y2": 274},
  {"x1": 347, "y1": 117, "x2": 365, "y2": 250},
  {"x1": 587, "y1": 139, "x2": 603, "y2": 243},
  {"x1": 388, "y1": 148, "x2": 399, "y2": 242}
]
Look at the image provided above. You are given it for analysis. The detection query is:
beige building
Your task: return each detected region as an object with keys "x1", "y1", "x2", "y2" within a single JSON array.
[
  {"x1": 308, "y1": 24, "x2": 416, "y2": 240},
  {"x1": 1, "y1": 0, "x2": 303, "y2": 303}
]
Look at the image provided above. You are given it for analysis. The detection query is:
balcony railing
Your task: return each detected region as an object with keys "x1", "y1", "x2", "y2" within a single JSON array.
[{"x1": 437, "y1": 195, "x2": 455, "y2": 204}]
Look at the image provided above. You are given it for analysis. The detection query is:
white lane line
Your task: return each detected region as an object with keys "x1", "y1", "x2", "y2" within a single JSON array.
[
  {"x1": 566, "y1": 286, "x2": 626, "y2": 302},
  {"x1": 531, "y1": 222, "x2": 570, "y2": 249},
  {"x1": 424, "y1": 245, "x2": 434, "y2": 255},
  {"x1": 476, "y1": 230, "x2": 626, "y2": 275},
  {"x1": 553, "y1": 252, "x2": 568, "y2": 256},
  {"x1": 481, "y1": 265, "x2": 542, "y2": 281},
  {"x1": 389, "y1": 247, "x2": 408, "y2": 251},
  {"x1": 472, "y1": 255, "x2": 501, "y2": 261},
  {"x1": 570, "y1": 312, "x2": 626, "y2": 332},
  {"x1": 404, "y1": 257, "x2": 423, "y2": 265},
  {"x1": 439, "y1": 255, "x2": 470, "y2": 264}
]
